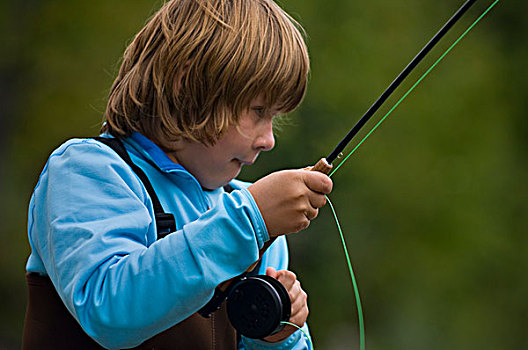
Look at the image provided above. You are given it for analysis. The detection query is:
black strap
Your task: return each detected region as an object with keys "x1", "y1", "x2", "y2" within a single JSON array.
[
  {"x1": 94, "y1": 137, "x2": 176, "y2": 239},
  {"x1": 223, "y1": 184, "x2": 234, "y2": 193}
]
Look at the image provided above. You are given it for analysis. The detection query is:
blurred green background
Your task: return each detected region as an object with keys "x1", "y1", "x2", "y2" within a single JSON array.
[{"x1": 1, "y1": 0, "x2": 526, "y2": 349}]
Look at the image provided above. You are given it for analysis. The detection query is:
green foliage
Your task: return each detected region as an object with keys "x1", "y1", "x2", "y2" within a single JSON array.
[{"x1": 1, "y1": 0, "x2": 526, "y2": 348}]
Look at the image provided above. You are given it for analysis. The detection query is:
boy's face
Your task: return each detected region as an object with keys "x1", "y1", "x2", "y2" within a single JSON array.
[{"x1": 171, "y1": 96, "x2": 277, "y2": 190}]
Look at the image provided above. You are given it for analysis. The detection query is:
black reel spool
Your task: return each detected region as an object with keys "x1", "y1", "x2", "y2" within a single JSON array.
[{"x1": 226, "y1": 275, "x2": 291, "y2": 339}]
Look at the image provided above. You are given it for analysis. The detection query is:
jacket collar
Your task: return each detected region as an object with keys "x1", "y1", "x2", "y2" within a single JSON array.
[
  {"x1": 125, "y1": 132, "x2": 187, "y2": 173},
  {"x1": 123, "y1": 132, "x2": 226, "y2": 195}
]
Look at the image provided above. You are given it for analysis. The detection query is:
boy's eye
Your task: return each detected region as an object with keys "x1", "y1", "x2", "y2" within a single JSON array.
[{"x1": 252, "y1": 107, "x2": 265, "y2": 117}]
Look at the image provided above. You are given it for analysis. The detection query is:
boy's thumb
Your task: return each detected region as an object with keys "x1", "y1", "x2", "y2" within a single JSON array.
[{"x1": 265, "y1": 266, "x2": 278, "y2": 279}]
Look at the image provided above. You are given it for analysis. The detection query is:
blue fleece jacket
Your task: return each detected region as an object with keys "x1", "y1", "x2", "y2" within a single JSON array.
[{"x1": 26, "y1": 132, "x2": 310, "y2": 349}]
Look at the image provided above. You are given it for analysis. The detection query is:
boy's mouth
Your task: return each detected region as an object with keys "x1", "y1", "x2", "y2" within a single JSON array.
[{"x1": 234, "y1": 157, "x2": 257, "y2": 166}]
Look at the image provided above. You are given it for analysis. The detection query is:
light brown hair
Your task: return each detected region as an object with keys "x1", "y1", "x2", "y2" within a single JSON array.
[{"x1": 102, "y1": 0, "x2": 310, "y2": 151}]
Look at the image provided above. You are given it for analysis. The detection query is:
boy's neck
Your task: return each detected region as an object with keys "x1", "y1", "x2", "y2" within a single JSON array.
[{"x1": 166, "y1": 153, "x2": 179, "y2": 164}]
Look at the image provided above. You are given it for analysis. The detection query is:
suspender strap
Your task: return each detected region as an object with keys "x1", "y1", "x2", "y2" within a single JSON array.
[
  {"x1": 223, "y1": 183, "x2": 234, "y2": 194},
  {"x1": 93, "y1": 137, "x2": 176, "y2": 238}
]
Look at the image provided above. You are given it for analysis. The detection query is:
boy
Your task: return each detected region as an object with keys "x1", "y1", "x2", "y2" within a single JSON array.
[{"x1": 23, "y1": 0, "x2": 332, "y2": 349}]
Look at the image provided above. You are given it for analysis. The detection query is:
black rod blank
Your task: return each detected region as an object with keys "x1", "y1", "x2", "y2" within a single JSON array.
[{"x1": 326, "y1": 0, "x2": 477, "y2": 164}]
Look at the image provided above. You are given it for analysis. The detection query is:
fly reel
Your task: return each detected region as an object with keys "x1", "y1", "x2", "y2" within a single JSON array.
[
  {"x1": 227, "y1": 275, "x2": 291, "y2": 339},
  {"x1": 199, "y1": 274, "x2": 291, "y2": 339}
]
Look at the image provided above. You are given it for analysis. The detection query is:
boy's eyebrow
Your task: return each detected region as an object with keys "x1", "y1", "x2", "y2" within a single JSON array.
[{"x1": 256, "y1": 106, "x2": 281, "y2": 115}]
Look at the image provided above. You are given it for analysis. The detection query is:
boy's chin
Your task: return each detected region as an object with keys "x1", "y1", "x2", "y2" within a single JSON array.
[
  {"x1": 202, "y1": 180, "x2": 234, "y2": 191},
  {"x1": 202, "y1": 174, "x2": 239, "y2": 191},
  {"x1": 200, "y1": 163, "x2": 242, "y2": 190}
]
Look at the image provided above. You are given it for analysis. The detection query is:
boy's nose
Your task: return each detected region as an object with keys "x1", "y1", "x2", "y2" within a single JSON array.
[{"x1": 254, "y1": 120, "x2": 275, "y2": 151}]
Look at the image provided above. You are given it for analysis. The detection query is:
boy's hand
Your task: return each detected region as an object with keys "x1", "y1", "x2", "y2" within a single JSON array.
[
  {"x1": 248, "y1": 169, "x2": 333, "y2": 237},
  {"x1": 262, "y1": 267, "x2": 309, "y2": 343}
]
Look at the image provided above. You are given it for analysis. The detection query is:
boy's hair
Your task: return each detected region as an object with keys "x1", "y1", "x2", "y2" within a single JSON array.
[{"x1": 102, "y1": 0, "x2": 310, "y2": 150}]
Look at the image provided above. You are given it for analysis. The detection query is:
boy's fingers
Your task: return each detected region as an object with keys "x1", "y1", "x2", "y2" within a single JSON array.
[
  {"x1": 267, "y1": 270, "x2": 309, "y2": 332},
  {"x1": 276, "y1": 270, "x2": 297, "y2": 290},
  {"x1": 308, "y1": 192, "x2": 327, "y2": 209},
  {"x1": 302, "y1": 171, "x2": 333, "y2": 194},
  {"x1": 290, "y1": 287, "x2": 308, "y2": 314},
  {"x1": 265, "y1": 267, "x2": 278, "y2": 279},
  {"x1": 303, "y1": 207, "x2": 318, "y2": 221},
  {"x1": 286, "y1": 281, "x2": 308, "y2": 325}
]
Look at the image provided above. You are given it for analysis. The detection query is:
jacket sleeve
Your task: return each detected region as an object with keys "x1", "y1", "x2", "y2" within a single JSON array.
[
  {"x1": 27, "y1": 139, "x2": 268, "y2": 349},
  {"x1": 238, "y1": 237, "x2": 313, "y2": 350}
]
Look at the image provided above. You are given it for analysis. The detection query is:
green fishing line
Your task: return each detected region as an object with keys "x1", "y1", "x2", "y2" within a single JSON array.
[
  {"x1": 322, "y1": 3, "x2": 500, "y2": 349},
  {"x1": 327, "y1": 196, "x2": 365, "y2": 350},
  {"x1": 329, "y1": 0, "x2": 500, "y2": 178},
  {"x1": 280, "y1": 321, "x2": 314, "y2": 349}
]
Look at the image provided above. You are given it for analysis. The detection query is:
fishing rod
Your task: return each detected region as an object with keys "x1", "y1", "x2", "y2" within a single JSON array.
[
  {"x1": 310, "y1": 1, "x2": 500, "y2": 349},
  {"x1": 200, "y1": 0, "x2": 499, "y2": 345},
  {"x1": 312, "y1": 0, "x2": 478, "y2": 175}
]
